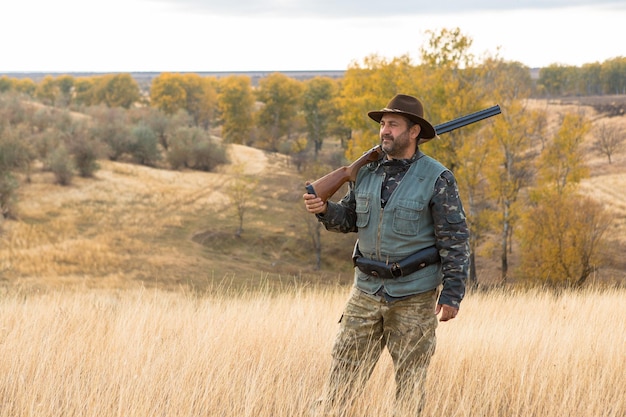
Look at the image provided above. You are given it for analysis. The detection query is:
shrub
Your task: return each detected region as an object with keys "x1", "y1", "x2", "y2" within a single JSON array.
[
  {"x1": 192, "y1": 139, "x2": 228, "y2": 171},
  {"x1": 166, "y1": 126, "x2": 228, "y2": 171},
  {"x1": 46, "y1": 145, "x2": 74, "y2": 186},
  {"x1": 71, "y1": 138, "x2": 101, "y2": 178},
  {"x1": 0, "y1": 171, "x2": 18, "y2": 219},
  {"x1": 130, "y1": 124, "x2": 161, "y2": 167}
]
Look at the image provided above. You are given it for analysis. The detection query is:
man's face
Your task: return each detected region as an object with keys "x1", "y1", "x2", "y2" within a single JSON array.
[{"x1": 379, "y1": 114, "x2": 420, "y2": 159}]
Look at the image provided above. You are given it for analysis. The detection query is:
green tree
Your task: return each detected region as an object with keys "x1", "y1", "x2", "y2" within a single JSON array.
[
  {"x1": 579, "y1": 62, "x2": 603, "y2": 95},
  {"x1": 87, "y1": 105, "x2": 132, "y2": 161},
  {"x1": 537, "y1": 64, "x2": 579, "y2": 96},
  {"x1": 166, "y1": 126, "x2": 227, "y2": 171},
  {"x1": 130, "y1": 124, "x2": 161, "y2": 167},
  {"x1": 600, "y1": 56, "x2": 626, "y2": 94},
  {"x1": 46, "y1": 144, "x2": 74, "y2": 186},
  {"x1": 61, "y1": 116, "x2": 102, "y2": 178}
]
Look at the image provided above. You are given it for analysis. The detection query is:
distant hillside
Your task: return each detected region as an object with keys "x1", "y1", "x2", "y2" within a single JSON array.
[
  {"x1": 1, "y1": 98, "x2": 625, "y2": 293},
  {"x1": 0, "y1": 70, "x2": 346, "y2": 87}
]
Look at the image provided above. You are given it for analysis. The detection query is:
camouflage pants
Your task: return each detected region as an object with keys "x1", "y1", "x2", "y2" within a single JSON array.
[{"x1": 313, "y1": 288, "x2": 438, "y2": 417}]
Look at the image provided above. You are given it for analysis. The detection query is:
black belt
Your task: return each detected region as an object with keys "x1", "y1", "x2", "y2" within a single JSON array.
[{"x1": 352, "y1": 244, "x2": 440, "y2": 279}]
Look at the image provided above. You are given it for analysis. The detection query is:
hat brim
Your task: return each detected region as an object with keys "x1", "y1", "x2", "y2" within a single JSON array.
[{"x1": 368, "y1": 109, "x2": 436, "y2": 140}]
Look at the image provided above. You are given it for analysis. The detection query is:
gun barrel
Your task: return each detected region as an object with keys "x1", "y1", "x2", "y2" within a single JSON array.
[
  {"x1": 434, "y1": 105, "x2": 501, "y2": 135},
  {"x1": 305, "y1": 104, "x2": 502, "y2": 202}
]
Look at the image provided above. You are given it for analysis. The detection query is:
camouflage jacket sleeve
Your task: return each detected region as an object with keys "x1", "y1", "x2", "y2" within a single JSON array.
[
  {"x1": 432, "y1": 170, "x2": 470, "y2": 309},
  {"x1": 315, "y1": 183, "x2": 358, "y2": 234}
]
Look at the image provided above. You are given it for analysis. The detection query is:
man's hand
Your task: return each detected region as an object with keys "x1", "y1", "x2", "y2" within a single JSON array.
[
  {"x1": 436, "y1": 304, "x2": 458, "y2": 322},
  {"x1": 303, "y1": 190, "x2": 328, "y2": 215}
]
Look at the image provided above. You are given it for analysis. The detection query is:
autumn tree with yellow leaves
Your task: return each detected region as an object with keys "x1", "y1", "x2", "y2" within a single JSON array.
[
  {"x1": 518, "y1": 112, "x2": 610, "y2": 287},
  {"x1": 217, "y1": 75, "x2": 255, "y2": 145},
  {"x1": 150, "y1": 73, "x2": 218, "y2": 128},
  {"x1": 255, "y1": 73, "x2": 304, "y2": 152}
]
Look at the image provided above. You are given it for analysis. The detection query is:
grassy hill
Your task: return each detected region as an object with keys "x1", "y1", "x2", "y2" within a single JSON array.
[
  {"x1": 1, "y1": 98, "x2": 625, "y2": 293},
  {"x1": 0, "y1": 143, "x2": 357, "y2": 293}
]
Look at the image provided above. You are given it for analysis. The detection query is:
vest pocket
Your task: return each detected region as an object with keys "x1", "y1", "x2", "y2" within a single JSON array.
[
  {"x1": 392, "y1": 199, "x2": 424, "y2": 235},
  {"x1": 355, "y1": 194, "x2": 371, "y2": 228}
]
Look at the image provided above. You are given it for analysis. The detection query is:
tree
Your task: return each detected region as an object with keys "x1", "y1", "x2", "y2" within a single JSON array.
[
  {"x1": 537, "y1": 64, "x2": 578, "y2": 97},
  {"x1": 226, "y1": 165, "x2": 258, "y2": 237},
  {"x1": 94, "y1": 74, "x2": 141, "y2": 109},
  {"x1": 302, "y1": 162, "x2": 335, "y2": 269},
  {"x1": 14, "y1": 78, "x2": 37, "y2": 96},
  {"x1": 150, "y1": 73, "x2": 218, "y2": 128},
  {"x1": 302, "y1": 77, "x2": 337, "y2": 157},
  {"x1": 35, "y1": 76, "x2": 60, "y2": 106},
  {"x1": 55, "y1": 75, "x2": 74, "y2": 107},
  {"x1": 0, "y1": 76, "x2": 12, "y2": 93},
  {"x1": 87, "y1": 105, "x2": 132, "y2": 161},
  {"x1": 63, "y1": 117, "x2": 102, "y2": 178},
  {"x1": 73, "y1": 77, "x2": 97, "y2": 107},
  {"x1": 130, "y1": 124, "x2": 161, "y2": 167},
  {"x1": 337, "y1": 54, "x2": 422, "y2": 160},
  {"x1": 150, "y1": 73, "x2": 188, "y2": 115},
  {"x1": 46, "y1": 144, "x2": 74, "y2": 186},
  {"x1": 519, "y1": 108, "x2": 607, "y2": 288},
  {"x1": 255, "y1": 73, "x2": 303, "y2": 151},
  {"x1": 166, "y1": 126, "x2": 227, "y2": 171},
  {"x1": 519, "y1": 190, "x2": 609, "y2": 287},
  {"x1": 217, "y1": 76, "x2": 255, "y2": 145},
  {"x1": 485, "y1": 100, "x2": 544, "y2": 282},
  {"x1": 181, "y1": 74, "x2": 218, "y2": 129},
  {"x1": 592, "y1": 121, "x2": 624, "y2": 164},
  {"x1": 536, "y1": 112, "x2": 590, "y2": 193},
  {"x1": 600, "y1": 57, "x2": 626, "y2": 95}
]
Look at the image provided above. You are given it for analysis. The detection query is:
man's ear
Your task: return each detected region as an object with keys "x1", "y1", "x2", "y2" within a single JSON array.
[{"x1": 411, "y1": 124, "x2": 422, "y2": 140}]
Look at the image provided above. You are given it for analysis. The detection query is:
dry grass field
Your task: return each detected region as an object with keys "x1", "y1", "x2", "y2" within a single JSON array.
[
  {"x1": 0, "y1": 286, "x2": 624, "y2": 416},
  {"x1": 0, "y1": 98, "x2": 625, "y2": 416}
]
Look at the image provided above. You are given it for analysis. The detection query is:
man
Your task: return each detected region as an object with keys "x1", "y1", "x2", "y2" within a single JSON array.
[{"x1": 303, "y1": 94, "x2": 470, "y2": 416}]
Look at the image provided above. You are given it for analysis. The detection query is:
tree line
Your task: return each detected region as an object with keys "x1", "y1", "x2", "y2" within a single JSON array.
[{"x1": 1, "y1": 28, "x2": 624, "y2": 288}]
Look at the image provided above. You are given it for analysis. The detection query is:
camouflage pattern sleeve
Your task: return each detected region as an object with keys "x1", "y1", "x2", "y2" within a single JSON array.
[
  {"x1": 316, "y1": 183, "x2": 359, "y2": 234},
  {"x1": 431, "y1": 170, "x2": 470, "y2": 309}
]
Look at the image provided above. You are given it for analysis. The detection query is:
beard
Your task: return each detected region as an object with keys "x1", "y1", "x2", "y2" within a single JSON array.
[{"x1": 380, "y1": 128, "x2": 412, "y2": 159}]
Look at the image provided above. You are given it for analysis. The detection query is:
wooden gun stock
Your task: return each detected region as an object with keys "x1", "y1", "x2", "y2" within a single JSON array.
[
  {"x1": 306, "y1": 105, "x2": 501, "y2": 202},
  {"x1": 305, "y1": 145, "x2": 383, "y2": 202}
]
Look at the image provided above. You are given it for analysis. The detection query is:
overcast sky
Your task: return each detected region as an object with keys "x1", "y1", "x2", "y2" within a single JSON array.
[{"x1": 2, "y1": 0, "x2": 625, "y2": 73}]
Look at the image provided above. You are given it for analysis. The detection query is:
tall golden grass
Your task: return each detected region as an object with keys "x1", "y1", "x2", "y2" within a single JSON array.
[{"x1": 1, "y1": 285, "x2": 624, "y2": 416}]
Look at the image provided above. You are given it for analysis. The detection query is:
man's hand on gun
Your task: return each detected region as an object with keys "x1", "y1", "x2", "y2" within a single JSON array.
[{"x1": 303, "y1": 190, "x2": 328, "y2": 215}]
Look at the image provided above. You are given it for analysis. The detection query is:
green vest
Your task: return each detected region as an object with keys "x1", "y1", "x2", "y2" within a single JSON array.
[{"x1": 353, "y1": 154, "x2": 446, "y2": 297}]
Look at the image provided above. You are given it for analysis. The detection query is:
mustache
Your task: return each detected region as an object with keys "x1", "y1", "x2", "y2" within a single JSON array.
[{"x1": 381, "y1": 134, "x2": 394, "y2": 140}]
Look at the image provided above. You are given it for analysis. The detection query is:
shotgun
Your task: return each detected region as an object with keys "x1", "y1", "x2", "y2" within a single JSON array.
[{"x1": 305, "y1": 105, "x2": 502, "y2": 202}]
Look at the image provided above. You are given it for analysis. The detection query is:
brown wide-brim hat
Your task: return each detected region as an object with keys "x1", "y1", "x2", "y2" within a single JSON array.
[{"x1": 368, "y1": 94, "x2": 436, "y2": 140}]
